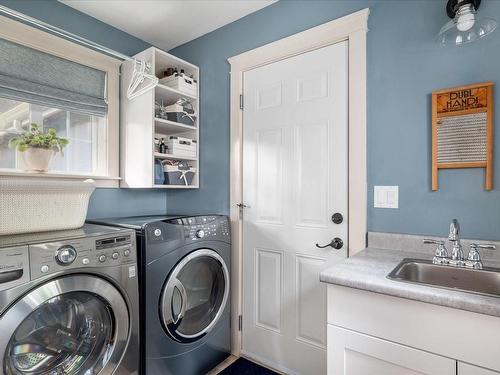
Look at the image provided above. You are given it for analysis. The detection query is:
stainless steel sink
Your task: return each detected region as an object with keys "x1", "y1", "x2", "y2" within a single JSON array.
[{"x1": 387, "y1": 258, "x2": 500, "y2": 298}]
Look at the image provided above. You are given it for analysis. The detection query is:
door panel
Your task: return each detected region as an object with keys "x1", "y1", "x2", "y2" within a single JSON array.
[
  {"x1": 243, "y1": 41, "x2": 349, "y2": 375},
  {"x1": 295, "y1": 254, "x2": 327, "y2": 348},
  {"x1": 294, "y1": 122, "x2": 329, "y2": 227},
  {"x1": 256, "y1": 128, "x2": 284, "y2": 224},
  {"x1": 328, "y1": 325, "x2": 456, "y2": 375},
  {"x1": 255, "y1": 248, "x2": 282, "y2": 332}
]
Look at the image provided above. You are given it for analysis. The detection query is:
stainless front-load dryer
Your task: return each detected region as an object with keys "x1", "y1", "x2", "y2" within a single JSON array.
[{"x1": 0, "y1": 224, "x2": 139, "y2": 375}]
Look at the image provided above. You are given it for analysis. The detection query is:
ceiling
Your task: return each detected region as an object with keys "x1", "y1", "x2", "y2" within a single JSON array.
[{"x1": 60, "y1": 0, "x2": 277, "y2": 51}]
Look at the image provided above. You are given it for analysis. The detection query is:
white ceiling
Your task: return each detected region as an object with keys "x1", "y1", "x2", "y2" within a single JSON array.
[{"x1": 60, "y1": 0, "x2": 277, "y2": 51}]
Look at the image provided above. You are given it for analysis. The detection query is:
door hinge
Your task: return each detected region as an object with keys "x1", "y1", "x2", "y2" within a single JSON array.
[
  {"x1": 239, "y1": 94, "x2": 244, "y2": 110},
  {"x1": 238, "y1": 315, "x2": 242, "y2": 331}
]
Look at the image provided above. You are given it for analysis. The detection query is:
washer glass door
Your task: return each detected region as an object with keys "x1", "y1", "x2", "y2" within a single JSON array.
[
  {"x1": 161, "y1": 249, "x2": 229, "y2": 343},
  {"x1": 0, "y1": 275, "x2": 130, "y2": 375}
]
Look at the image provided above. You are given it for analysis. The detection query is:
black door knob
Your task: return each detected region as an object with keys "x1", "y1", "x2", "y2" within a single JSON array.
[
  {"x1": 316, "y1": 237, "x2": 343, "y2": 250},
  {"x1": 331, "y1": 213, "x2": 343, "y2": 224}
]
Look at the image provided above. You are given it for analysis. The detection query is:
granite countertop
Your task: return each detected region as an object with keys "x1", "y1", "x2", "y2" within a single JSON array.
[{"x1": 320, "y1": 246, "x2": 500, "y2": 318}]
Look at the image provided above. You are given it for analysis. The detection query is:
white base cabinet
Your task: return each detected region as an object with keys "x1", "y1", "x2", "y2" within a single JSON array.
[
  {"x1": 328, "y1": 326, "x2": 456, "y2": 375},
  {"x1": 327, "y1": 285, "x2": 500, "y2": 375}
]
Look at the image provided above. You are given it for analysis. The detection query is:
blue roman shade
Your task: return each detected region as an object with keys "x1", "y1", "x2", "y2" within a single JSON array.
[{"x1": 0, "y1": 37, "x2": 107, "y2": 117}]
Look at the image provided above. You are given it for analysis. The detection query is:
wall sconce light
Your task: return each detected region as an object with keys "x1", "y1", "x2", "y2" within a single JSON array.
[{"x1": 439, "y1": 0, "x2": 497, "y2": 46}]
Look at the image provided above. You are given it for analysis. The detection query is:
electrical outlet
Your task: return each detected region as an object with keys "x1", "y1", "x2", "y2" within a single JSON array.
[{"x1": 374, "y1": 186, "x2": 399, "y2": 209}]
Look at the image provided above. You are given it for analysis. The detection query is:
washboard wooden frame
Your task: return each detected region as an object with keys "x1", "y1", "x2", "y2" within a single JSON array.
[{"x1": 432, "y1": 82, "x2": 494, "y2": 191}]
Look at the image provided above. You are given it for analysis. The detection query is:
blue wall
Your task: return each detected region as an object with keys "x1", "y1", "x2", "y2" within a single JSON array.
[
  {"x1": 170, "y1": 0, "x2": 500, "y2": 240},
  {"x1": 0, "y1": 0, "x2": 170, "y2": 218},
  {"x1": 3, "y1": 0, "x2": 500, "y2": 238}
]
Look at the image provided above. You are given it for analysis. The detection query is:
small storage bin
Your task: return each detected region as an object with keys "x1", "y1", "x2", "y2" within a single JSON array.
[
  {"x1": 159, "y1": 74, "x2": 197, "y2": 96},
  {"x1": 166, "y1": 136, "x2": 197, "y2": 158},
  {"x1": 156, "y1": 99, "x2": 197, "y2": 126},
  {"x1": 165, "y1": 111, "x2": 196, "y2": 126},
  {"x1": 0, "y1": 177, "x2": 95, "y2": 235},
  {"x1": 165, "y1": 100, "x2": 196, "y2": 126},
  {"x1": 164, "y1": 162, "x2": 196, "y2": 186}
]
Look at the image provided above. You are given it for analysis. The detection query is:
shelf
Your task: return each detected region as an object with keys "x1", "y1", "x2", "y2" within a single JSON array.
[
  {"x1": 155, "y1": 84, "x2": 197, "y2": 105},
  {"x1": 154, "y1": 118, "x2": 196, "y2": 134},
  {"x1": 121, "y1": 47, "x2": 199, "y2": 190},
  {"x1": 154, "y1": 48, "x2": 198, "y2": 80},
  {"x1": 153, "y1": 184, "x2": 199, "y2": 189},
  {"x1": 154, "y1": 152, "x2": 197, "y2": 161}
]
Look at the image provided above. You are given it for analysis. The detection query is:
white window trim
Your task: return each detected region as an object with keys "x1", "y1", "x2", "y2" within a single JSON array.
[
  {"x1": 0, "y1": 14, "x2": 121, "y2": 187},
  {"x1": 227, "y1": 8, "x2": 369, "y2": 355}
]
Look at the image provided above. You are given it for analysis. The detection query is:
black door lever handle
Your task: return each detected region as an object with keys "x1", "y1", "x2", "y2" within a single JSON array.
[{"x1": 316, "y1": 237, "x2": 343, "y2": 250}]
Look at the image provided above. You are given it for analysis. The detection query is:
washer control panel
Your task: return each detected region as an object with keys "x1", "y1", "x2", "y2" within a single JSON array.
[
  {"x1": 169, "y1": 216, "x2": 230, "y2": 242},
  {"x1": 30, "y1": 231, "x2": 137, "y2": 280}
]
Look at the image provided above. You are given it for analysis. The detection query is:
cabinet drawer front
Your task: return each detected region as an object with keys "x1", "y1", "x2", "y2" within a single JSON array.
[
  {"x1": 459, "y1": 363, "x2": 500, "y2": 375},
  {"x1": 328, "y1": 325, "x2": 456, "y2": 375}
]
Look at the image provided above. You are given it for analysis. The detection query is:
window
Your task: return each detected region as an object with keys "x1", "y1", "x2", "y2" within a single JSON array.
[
  {"x1": 0, "y1": 98, "x2": 107, "y2": 175},
  {"x1": 0, "y1": 15, "x2": 120, "y2": 186}
]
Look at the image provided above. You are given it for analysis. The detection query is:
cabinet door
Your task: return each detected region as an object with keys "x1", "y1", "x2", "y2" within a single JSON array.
[
  {"x1": 459, "y1": 363, "x2": 500, "y2": 375},
  {"x1": 328, "y1": 325, "x2": 456, "y2": 375}
]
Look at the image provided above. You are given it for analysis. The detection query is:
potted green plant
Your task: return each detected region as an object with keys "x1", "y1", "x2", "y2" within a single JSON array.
[{"x1": 9, "y1": 123, "x2": 69, "y2": 172}]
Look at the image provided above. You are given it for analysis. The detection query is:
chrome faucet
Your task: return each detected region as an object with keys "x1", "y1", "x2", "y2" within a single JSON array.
[
  {"x1": 424, "y1": 219, "x2": 496, "y2": 268},
  {"x1": 448, "y1": 219, "x2": 464, "y2": 267}
]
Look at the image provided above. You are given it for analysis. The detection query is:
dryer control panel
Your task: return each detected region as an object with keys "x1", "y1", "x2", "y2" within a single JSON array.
[{"x1": 168, "y1": 215, "x2": 230, "y2": 242}]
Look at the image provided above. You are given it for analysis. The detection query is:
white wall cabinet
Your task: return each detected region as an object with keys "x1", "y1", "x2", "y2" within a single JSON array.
[
  {"x1": 459, "y1": 363, "x2": 500, "y2": 375},
  {"x1": 328, "y1": 325, "x2": 456, "y2": 375},
  {"x1": 120, "y1": 47, "x2": 199, "y2": 188}
]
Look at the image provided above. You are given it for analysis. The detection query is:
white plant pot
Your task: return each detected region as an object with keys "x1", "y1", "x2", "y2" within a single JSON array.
[{"x1": 22, "y1": 148, "x2": 55, "y2": 172}]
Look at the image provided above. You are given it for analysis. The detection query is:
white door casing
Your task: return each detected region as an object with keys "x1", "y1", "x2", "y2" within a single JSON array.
[
  {"x1": 242, "y1": 41, "x2": 348, "y2": 375},
  {"x1": 228, "y1": 8, "x2": 369, "y2": 357}
]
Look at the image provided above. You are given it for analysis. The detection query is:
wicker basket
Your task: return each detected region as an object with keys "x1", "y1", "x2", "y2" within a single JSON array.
[{"x1": 0, "y1": 177, "x2": 96, "y2": 235}]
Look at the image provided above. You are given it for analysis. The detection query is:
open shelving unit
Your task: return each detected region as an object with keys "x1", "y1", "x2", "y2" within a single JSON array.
[{"x1": 120, "y1": 47, "x2": 199, "y2": 188}]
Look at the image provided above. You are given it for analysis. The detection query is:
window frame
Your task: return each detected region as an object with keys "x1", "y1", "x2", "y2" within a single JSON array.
[{"x1": 0, "y1": 14, "x2": 121, "y2": 187}]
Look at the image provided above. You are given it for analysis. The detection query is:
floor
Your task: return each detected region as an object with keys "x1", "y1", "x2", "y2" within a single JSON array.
[{"x1": 207, "y1": 355, "x2": 284, "y2": 375}]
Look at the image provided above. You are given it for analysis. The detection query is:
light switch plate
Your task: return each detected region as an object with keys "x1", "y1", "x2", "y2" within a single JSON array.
[{"x1": 374, "y1": 186, "x2": 399, "y2": 209}]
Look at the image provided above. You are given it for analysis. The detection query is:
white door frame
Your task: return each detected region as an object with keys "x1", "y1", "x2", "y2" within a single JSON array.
[{"x1": 227, "y1": 8, "x2": 369, "y2": 355}]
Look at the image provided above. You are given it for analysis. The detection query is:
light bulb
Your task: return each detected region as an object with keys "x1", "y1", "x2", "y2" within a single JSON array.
[
  {"x1": 457, "y1": 12, "x2": 475, "y2": 31},
  {"x1": 456, "y1": 4, "x2": 476, "y2": 32}
]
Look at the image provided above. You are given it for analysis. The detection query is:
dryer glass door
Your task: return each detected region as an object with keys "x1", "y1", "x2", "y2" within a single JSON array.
[
  {"x1": 0, "y1": 275, "x2": 130, "y2": 375},
  {"x1": 161, "y1": 249, "x2": 229, "y2": 343}
]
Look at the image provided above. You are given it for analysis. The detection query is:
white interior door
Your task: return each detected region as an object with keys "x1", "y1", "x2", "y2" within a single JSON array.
[{"x1": 242, "y1": 41, "x2": 348, "y2": 375}]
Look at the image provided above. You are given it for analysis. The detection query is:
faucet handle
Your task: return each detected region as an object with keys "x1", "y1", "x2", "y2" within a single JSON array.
[
  {"x1": 423, "y1": 239, "x2": 448, "y2": 264},
  {"x1": 470, "y1": 243, "x2": 496, "y2": 251},
  {"x1": 465, "y1": 243, "x2": 495, "y2": 269}
]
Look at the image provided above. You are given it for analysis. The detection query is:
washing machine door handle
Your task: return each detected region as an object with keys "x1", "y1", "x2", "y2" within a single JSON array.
[{"x1": 171, "y1": 278, "x2": 188, "y2": 325}]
